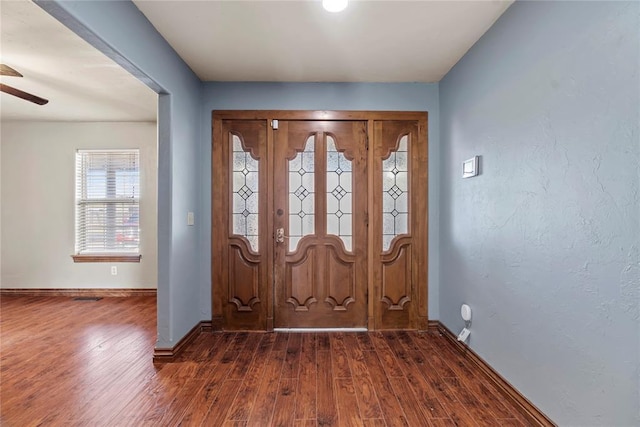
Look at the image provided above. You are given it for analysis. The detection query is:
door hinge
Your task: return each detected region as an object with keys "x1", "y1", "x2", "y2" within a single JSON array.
[
  {"x1": 271, "y1": 119, "x2": 279, "y2": 130},
  {"x1": 365, "y1": 212, "x2": 369, "y2": 227},
  {"x1": 365, "y1": 134, "x2": 369, "y2": 151}
]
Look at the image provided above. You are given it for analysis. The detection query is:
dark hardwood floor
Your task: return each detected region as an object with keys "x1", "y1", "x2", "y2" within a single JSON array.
[{"x1": 1, "y1": 296, "x2": 531, "y2": 426}]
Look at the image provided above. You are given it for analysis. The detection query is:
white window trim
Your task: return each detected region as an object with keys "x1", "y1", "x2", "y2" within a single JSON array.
[{"x1": 72, "y1": 149, "x2": 142, "y2": 263}]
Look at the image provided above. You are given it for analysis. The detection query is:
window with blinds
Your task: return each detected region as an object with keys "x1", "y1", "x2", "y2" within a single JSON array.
[{"x1": 75, "y1": 150, "x2": 140, "y2": 254}]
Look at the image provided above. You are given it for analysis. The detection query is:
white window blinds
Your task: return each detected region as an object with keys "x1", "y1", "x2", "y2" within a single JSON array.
[{"x1": 75, "y1": 150, "x2": 140, "y2": 254}]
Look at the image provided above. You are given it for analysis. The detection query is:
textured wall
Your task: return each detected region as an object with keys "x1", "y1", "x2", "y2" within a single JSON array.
[
  {"x1": 1, "y1": 122, "x2": 157, "y2": 289},
  {"x1": 439, "y1": 1, "x2": 639, "y2": 425},
  {"x1": 200, "y1": 82, "x2": 440, "y2": 319}
]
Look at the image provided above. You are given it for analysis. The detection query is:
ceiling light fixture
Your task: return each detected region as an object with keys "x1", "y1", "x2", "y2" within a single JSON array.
[{"x1": 323, "y1": 0, "x2": 348, "y2": 13}]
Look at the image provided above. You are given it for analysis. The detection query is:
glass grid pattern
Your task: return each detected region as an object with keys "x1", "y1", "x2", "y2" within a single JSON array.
[
  {"x1": 288, "y1": 136, "x2": 315, "y2": 251},
  {"x1": 326, "y1": 136, "x2": 353, "y2": 251},
  {"x1": 382, "y1": 135, "x2": 409, "y2": 251},
  {"x1": 231, "y1": 135, "x2": 259, "y2": 251}
]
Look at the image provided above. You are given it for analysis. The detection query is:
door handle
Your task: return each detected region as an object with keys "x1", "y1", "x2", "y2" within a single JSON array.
[{"x1": 275, "y1": 227, "x2": 288, "y2": 244}]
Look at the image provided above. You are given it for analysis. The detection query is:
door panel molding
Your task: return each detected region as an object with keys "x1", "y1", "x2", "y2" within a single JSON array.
[
  {"x1": 286, "y1": 245, "x2": 318, "y2": 312},
  {"x1": 325, "y1": 245, "x2": 356, "y2": 311},
  {"x1": 212, "y1": 111, "x2": 428, "y2": 331},
  {"x1": 228, "y1": 243, "x2": 260, "y2": 312},
  {"x1": 381, "y1": 241, "x2": 412, "y2": 311}
]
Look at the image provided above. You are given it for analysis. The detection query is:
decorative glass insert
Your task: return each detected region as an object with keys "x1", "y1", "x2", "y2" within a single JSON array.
[
  {"x1": 326, "y1": 136, "x2": 353, "y2": 251},
  {"x1": 382, "y1": 135, "x2": 409, "y2": 251},
  {"x1": 289, "y1": 136, "x2": 315, "y2": 251},
  {"x1": 232, "y1": 134, "x2": 259, "y2": 251}
]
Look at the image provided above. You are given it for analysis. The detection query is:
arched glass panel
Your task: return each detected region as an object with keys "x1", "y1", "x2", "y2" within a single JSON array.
[
  {"x1": 232, "y1": 134, "x2": 259, "y2": 251},
  {"x1": 326, "y1": 135, "x2": 353, "y2": 251},
  {"x1": 289, "y1": 136, "x2": 315, "y2": 251},
  {"x1": 382, "y1": 135, "x2": 409, "y2": 251}
]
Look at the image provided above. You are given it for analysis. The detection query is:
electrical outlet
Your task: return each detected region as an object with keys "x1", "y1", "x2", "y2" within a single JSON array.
[
  {"x1": 457, "y1": 327, "x2": 470, "y2": 342},
  {"x1": 111, "y1": 266, "x2": 117, "y2": 275}
]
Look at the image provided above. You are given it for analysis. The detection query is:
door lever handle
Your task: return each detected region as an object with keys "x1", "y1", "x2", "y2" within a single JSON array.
[{"x1": 275, "y1": 227, "x2": 289, "y2": 244}]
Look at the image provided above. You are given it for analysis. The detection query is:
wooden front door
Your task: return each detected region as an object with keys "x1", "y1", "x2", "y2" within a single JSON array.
[
  {"x1": 273, "y1": 121, "x2": 368, "y2": 328},
  {"x1": 212, "y1": 111, "x2": 428, "y2": 331}
]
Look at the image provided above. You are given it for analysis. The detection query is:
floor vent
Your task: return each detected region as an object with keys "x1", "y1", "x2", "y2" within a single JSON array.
[{"x1": 73, "y1": 297, "x2": 103, "y2": 301}]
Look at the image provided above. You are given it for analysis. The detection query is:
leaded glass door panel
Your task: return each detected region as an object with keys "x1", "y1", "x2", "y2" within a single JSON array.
[
  {"x1": 212, "y1": 111, "x2": 428, "y2": 332},
  {"x1": 372, "y1": 120, "x2": 428, "y2": 330},
  {"x1": 273, "y1": 121, "x2": 368, "y2": 328},
  {"x1": 212, "y1": 120, "x2": 269, "y2": 330}
]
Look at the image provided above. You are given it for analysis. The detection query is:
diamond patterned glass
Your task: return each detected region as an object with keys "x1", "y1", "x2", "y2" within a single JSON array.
[
  {"x1": 382, "y1": 135, "x2": 409, "y2": 251},
  {"x1": 326, "y1": 136, "x2": 353, "y2": 251},
  {"x1": 289, "y1": 136, "x2": 315, "y2": 251},
  {"x1": 232, "y1": 135, "x2": 259, "y2": 251}
]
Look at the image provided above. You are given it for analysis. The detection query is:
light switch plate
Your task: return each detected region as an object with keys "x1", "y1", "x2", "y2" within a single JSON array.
[{"x1": 187, "y1": 211, "x2": 195, "y2": 226}]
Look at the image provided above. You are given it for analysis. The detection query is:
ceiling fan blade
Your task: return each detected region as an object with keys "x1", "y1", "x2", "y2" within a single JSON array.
[
  {"x1": 0, "y1": 64, "x2": 23, "y2": 77},
  {"x1": 0, "y1": 83, "x2": 48, "y2": 105}
]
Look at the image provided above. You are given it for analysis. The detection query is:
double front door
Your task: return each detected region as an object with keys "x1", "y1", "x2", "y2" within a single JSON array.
[{"x1": 212, "y1": 111, "x2": 427, "y2": 331}]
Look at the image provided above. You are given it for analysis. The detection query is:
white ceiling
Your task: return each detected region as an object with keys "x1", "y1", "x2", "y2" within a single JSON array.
[
  {"x1": 133, "y1": 0, "x2": 513, "y2": 82},
  {"x1": 0, "y1": 0, "x2": 157, "y2": 122},
  {"x1": 0, "y1": 0, "x2": 513, "y2": 121}
]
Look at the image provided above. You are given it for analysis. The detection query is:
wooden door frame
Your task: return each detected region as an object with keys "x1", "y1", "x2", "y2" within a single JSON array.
[{"x1": 212, "y1": 110, "x2": 428, "y2": 331}]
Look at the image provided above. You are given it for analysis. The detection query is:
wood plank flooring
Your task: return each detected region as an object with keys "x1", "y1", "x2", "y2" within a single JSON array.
[{"x1": 1, "y1": 296, "x2": 531, "y2": 426}]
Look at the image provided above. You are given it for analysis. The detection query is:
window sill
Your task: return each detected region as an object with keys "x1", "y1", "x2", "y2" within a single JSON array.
[{"x1": 71, "y1": 254, "x2": 142, "y2": 263}]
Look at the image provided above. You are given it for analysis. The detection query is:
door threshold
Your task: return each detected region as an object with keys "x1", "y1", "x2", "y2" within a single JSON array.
[{"x1": 273, "y1": 327, "x2": 368, "y2": 333}]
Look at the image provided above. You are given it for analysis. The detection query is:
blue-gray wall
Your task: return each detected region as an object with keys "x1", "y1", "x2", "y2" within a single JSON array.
[
  {"x1": 36, "y1": 2, "x2": 640, "y2": 423},
  {"x1": 200, "y1": 82, "x2": 440, "y2": 319},
  {"x1": 38, "y1": 0, "x2": 203, "y2": 348},
  {"x1": 439, "y1": 1, "x2": 639, "y2": 425}
]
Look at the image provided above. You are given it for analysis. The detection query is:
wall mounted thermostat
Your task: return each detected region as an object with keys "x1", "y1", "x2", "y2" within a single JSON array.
[{"x1": 462, "y1": 156, "x2": 479, "y2": 178}]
